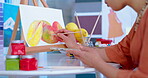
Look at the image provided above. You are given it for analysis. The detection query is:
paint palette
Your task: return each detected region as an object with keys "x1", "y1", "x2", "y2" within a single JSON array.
[{"x1": 50, "y1": 47, "x2": 80, "y2": 51}]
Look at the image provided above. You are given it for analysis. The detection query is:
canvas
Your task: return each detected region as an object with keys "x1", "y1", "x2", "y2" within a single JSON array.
[
  {"x1": 4, "y1": 3, "x2": 21, "y2": 47},
  {"x1": 20, "y1": 5, "x2": 65, "y2": 47}
]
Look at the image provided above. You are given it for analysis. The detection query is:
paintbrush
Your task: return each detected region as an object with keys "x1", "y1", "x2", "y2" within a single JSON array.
[
  {"x1": 87, "y1": 12, "x2": 101, "y2": 43},
  {"x1": 52, "y1": 31, "x2": 80, "y2": 35}
]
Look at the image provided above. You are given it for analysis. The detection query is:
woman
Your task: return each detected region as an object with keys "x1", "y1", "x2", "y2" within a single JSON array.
[{"x1": 56, "y1": 0, "x2": 148, "y2": 77}]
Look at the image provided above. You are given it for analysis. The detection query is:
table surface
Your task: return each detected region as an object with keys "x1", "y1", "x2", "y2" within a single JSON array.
[{"x1": 0, "y1": 53, "x2": 96, "y2": 76}]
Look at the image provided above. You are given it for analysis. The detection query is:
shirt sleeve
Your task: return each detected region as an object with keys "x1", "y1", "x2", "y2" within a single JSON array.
[
  {"x1": 106, "y1": 9, "x2": 148, "y2": 77},
  {"x1": 105, "y1": 27, "x2": 135, "y2": 69},
  {"x1": 117, "y1": 12, "x2": 148, "y2": 77}
]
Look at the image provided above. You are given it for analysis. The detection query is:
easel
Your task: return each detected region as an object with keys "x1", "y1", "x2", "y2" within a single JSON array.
[{"x1": 8, "y1": 0, "x2": 66, "y2": 54}]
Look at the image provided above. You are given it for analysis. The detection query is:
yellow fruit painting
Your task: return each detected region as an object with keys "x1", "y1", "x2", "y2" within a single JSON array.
[{"x1": 27, "y1": 21, "x2": 45, "y2": 46}]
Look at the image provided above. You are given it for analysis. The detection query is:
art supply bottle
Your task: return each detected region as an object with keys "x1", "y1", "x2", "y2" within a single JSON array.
[
  {"x1": 87, "y1": 41, "x2": 94, "y2": 47},
  {"x1": 11, "y1": 40, "x2": 26, "y2": 55},
  {"x1": 5, "y1": 55, "x2": 19, "y2": 70},
  {"x1": 20, "y1": 55, "x2": 38, "y2": 71},
  {"x1": 84, "y1": 41, "x2": 94, "y2": 47}
]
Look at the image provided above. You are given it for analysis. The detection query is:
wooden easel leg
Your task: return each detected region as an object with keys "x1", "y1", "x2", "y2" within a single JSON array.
[
  {"x1": 7, "y1": 10, "x2": 20, "y2": 55},
  {"x1": 20, "y1": 0, "x2": 28, "y2": 5},
  {"x1": 32, "y1": 0, "x2": 38, "y2": 6},
  {"x1": 40, "y1": 0, "x2": 49, "y2": 7}
]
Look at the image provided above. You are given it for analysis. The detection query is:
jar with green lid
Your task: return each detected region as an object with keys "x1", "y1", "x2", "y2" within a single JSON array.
[{"x1": 5, "y1": 55, "x2": 20, "y2": 70}]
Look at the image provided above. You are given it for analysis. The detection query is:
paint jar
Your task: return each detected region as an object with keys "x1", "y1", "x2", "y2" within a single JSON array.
[
  {"x1": 20, "y1": 55, "x2": 38, "y2": 71},
  {"x1": 11, "y1": 40, "x2": 25, "y2": 55},
  {"x1": 5, "y1": 55, "x2": 19, "y2": 70}
]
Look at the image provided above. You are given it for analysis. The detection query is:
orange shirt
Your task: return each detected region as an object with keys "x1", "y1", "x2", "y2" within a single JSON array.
[{"x1": 105, "y1": 9, "x2": 148, "y2": 77}]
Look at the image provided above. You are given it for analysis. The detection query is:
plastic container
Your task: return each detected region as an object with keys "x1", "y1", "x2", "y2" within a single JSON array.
[
  {"x1": 101, "y1": 40, "x2": 112, "y2": 46},
  {"x1": 11, "y1": 40, "x2": 26, "y2": 55},
  {"x1": 20, "y1": 55, "x2": 37, "y2": 71},
  {"x1": 5, "y1": 55, "x2": 19, "y2": 70}
]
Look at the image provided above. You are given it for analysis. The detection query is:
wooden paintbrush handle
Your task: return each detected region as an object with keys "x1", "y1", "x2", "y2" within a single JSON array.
[{"x1": 52, "y1": 31, "x2": 80, "y2": 35}]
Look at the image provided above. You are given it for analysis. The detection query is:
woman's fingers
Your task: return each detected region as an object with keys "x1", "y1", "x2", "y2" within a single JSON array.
[
  {"x1": 67, "y1": 50, "x2": 79, "y2": 56},
  {"x1": 73, "y1": 55, "x2": 80, "y2": 59},
  {"x1": 56, "y1": 29, "x2": 70, "y2": 33},
  {"x1": 57, "y1": 33, "x2": 68, "y2": 41},
  {"x1": 66, "y1": 45, "x2": 90, "y2": 56},
  {"x1": 55, "y1": 29, "x2": 64, "y2": 33},
  {"x1": 56, "y1": 29, "x2": 74, "y2": 40},
  {"x1": 67, "y1": 49, "x2": 85, "y2": 57}
]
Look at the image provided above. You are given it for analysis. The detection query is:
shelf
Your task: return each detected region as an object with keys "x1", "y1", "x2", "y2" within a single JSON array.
[{"x1": 0, "y1": 68, "x2": 95, "y2": 76}]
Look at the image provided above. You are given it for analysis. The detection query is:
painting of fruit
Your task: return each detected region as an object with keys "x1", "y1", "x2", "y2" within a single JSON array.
[
  {"x1": 27, "y1": 20, "x2": 44, "y2": 46},
  {"x1": 20, "y1": 5, "x2": 65, "y2": 47},
  {"x1": 27, "y1": 20, "x2": 63, "y2": 46}
]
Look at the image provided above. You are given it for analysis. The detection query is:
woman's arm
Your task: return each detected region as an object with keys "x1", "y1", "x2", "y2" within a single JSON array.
[
  {"x1": 95, "y1": 47, "x2": 111, "y2": 62},
  {"x1": 94, "y1": 58, "x2": 119, "y2": 78}
]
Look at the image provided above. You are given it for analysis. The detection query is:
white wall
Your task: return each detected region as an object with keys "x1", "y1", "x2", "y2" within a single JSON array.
[{"x1": 102, "y1": 0, "x2": 137, "y2": 44}]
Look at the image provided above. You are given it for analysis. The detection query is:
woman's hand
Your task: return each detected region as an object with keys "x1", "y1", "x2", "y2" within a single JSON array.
[
  {"x1": 67, "y1": 45, "x2": 119, "y2": 78},
  {"x1": 56, "y1": 29, "x2": 79, "y2": 49},
  {"x1": 67, "y1": 45, "x2": 104, "y2": 67}
]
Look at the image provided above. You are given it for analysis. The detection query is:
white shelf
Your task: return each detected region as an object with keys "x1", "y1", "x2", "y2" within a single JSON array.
[{"x1": 0, "y1": 68, "x2": 95, "y2": 76}]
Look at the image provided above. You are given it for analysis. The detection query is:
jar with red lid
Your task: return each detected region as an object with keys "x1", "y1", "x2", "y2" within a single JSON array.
[
  {"x1": 20, "y1": 55, "x2": 38, "y2": 71},
  {"x1": 11, "y1": 40, "x2": 26, "y2": 55}
]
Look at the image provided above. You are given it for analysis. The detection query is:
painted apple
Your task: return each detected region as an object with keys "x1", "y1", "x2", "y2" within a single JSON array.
[
  {"x1": 41, "y1": 21, "x2": 63, "y2": 44},
  {"x1": 42, "y1": 25, "x2": 59, "y2": 44},
  {"x1": 52, "y1": 21, "x2": 63, "y2": 32}
]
